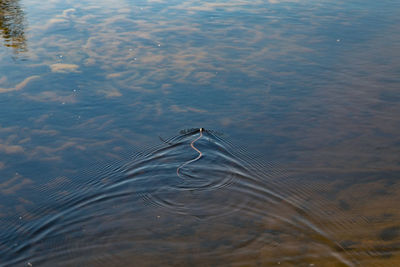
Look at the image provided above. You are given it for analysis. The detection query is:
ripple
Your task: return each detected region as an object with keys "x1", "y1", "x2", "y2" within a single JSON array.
[{"x1": 0, "y1": 129, "x2": 364, "y2": 266}]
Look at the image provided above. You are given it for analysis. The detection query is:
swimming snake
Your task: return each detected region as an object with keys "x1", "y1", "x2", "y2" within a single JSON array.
[{"x1": 176, "y1": 128, "x2": 203, "y2": 178}]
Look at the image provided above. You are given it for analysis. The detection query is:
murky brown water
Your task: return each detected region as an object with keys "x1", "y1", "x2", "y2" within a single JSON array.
[{"x1": 0, "y1": 0, "x2": 400, "y2": 266}]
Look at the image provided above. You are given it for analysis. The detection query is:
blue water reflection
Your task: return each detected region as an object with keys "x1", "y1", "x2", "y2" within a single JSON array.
[{"x1": 0, "y1": 0, "x2": 400, "y2": 265}]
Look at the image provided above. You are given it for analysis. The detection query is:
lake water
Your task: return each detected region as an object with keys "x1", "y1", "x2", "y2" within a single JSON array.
[{"x1": 0, "y1": 0, "x2": 400, "y2": 266}]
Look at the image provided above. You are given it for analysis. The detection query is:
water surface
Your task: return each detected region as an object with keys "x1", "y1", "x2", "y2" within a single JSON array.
[{"x1": 0, "y1": 0, "x2": 400, "y2": 266}]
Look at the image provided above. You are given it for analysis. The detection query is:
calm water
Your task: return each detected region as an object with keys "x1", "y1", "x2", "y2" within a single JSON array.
[{"x1": 0, "y1": 0, "x2": 400, "y2": 266}]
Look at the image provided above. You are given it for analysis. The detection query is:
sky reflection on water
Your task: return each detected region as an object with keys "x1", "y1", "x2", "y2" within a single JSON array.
[{"x1": 0, "y1": 0, "x2": 400, "y2": 266}]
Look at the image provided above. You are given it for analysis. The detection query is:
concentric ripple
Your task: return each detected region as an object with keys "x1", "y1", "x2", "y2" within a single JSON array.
[{"x1": 0, "y1": 129, "x2": 372, "y2": 266}]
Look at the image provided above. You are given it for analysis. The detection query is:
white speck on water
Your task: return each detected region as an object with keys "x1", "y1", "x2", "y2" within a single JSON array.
[
  {"x1": 27, "y1": 262, "x2": 33, "y2": 267},
  {"x1": 336, "y1": 39, "x2": 341, "y2": 42},
  {"x1": 62, "y1": 102, "x2": 65, "y2": 105},
  {"x1": 157, "y1": 43, "x2": 161, "y2": 47},
  {"x1": 129, "y1": 48, "x2": 133, "y2": 51},
  {"x1": 19, "y1": 216, "x2": 22, "y2": 220},
  {"x1": 134, "y1": 57, "x2": 137, "y2": 60}
]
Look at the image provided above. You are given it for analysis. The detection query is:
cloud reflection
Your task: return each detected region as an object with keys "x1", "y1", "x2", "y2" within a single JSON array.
[{"x1": 0, "y1": 75, "x2": 39, "y2": 93}]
